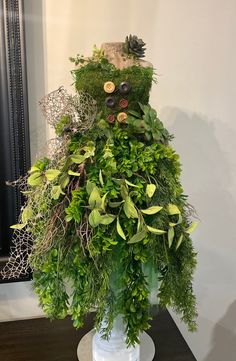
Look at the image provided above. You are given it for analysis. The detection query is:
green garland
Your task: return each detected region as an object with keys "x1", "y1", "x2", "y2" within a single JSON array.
[{"x1": 10, "y1": 49, "x2": 198, "y2": 346}]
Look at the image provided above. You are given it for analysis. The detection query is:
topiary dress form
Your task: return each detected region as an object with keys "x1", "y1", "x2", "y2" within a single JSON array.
[{"x1": 1, "y1": 38, "x2": 198, "y2": 348}]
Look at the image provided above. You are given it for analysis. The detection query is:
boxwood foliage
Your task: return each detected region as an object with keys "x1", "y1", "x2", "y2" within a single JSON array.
[{"x1": 16, "y1": 50, "x2": 198, "y2": 346}]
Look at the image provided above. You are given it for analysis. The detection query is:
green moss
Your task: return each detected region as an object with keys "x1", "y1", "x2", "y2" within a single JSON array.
[{"x1": 73, "y1": 59, "x2": 154, "y2": 118}]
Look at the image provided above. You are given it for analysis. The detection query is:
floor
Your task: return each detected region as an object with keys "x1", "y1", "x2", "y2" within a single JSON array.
[{"x1": 0, "y1": 310, "x2": 196, "y2": 361}]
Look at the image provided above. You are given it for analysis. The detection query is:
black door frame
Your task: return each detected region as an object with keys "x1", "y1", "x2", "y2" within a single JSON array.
[{"x1": 0, "y1": 0, "x2": 31, "y2": 282}]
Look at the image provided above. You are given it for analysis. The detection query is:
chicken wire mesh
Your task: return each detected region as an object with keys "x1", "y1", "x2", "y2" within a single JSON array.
[
  {"x1": 1, "y1": 87, "x2": 97, "y2": 279},
  {"x1": 39, "y1": 86, "x2": 97, "y2": 133}
]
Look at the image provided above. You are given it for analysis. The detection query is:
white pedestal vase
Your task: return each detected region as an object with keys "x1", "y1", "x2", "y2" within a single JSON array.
[
  {"x1": 77, "y1": 315, "x2": 155, "y2": 361},
  {"x1": 92, "y1": 316, "x2": 140, "y2": 361}
]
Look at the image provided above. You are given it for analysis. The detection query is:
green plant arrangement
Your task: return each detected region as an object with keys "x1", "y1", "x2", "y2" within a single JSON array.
[{"x1": 1, "y1": 36, "x2": 198, "y2": 347}]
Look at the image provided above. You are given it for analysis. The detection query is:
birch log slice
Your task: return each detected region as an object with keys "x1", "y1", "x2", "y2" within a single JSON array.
[{"x1": 101, "y1": 42, "x2": 153, "y2": 69}]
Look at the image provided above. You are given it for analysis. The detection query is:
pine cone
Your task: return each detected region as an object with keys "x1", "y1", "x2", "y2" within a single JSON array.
[{"x1": 124, "y1": 35, "x2": 146, "y2": 58}]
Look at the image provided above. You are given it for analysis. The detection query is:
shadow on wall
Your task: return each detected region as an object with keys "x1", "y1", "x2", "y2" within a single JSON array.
[
  {"x1": 159, "y1": 107, "x2": 236, "y2": 243},
  {"x1": 159, "y1": 106, "x2": 234, "y2": 207},
  {"x1": 204, "y1": 300, "x2": 236, "y2": 361},
  {"x1": 159, "y1": 107, "x2": 236, "y2": 361}
]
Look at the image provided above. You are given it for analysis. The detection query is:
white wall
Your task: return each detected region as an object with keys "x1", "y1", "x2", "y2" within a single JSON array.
[
  {"x1": 1, "y1": 1, "x2": 236, "y2": 360},
  {"x1": 153, "y1": 2, "x2": 236, "y2": 360}
]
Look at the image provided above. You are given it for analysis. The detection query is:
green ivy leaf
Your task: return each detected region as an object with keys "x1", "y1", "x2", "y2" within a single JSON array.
[
  {"x1": 108, "y1": 200, "x2": 124, "y2": 208},
  {"x1": 59, "y1": 173, "x2": 70, "y2": 189},
  {"x1": 116, "y1": 217, "x2": 126, "y2": 240},
  {"x1": 51, "y1": 185, "x2": 65, "y2": 200},
  {"x1": 86, "y1": 180, "x2": 96, "y2": 195},
  {"x1": 21, "y1": 206, "x2": 33, "y2": 224},
  {"x1": 186, "y1": 221, "x2": 199, "y2": 234},
  {"x1": 101, "y1": 192, "x2": 108, "y2": 211},
  {"x1": 89, "y1": 209, "x2": 101, "y2": 227},
  {"x1": 141, "y1": 206, "x2": 163, "y2": 215},
  {"x1": 28, "y1": 172, "x2": 43, "y2": 186},
  {"x1": 146, "y1": 225, "x2": 166, "y2": 235},
  {"x1": 10, "y1": 223, "x2": 26, "y2": 230},
  {"x1": 125, "y1": 179, "x2": 139, "y2": 188},
  {"x1": 100, "y1": 214, "x2": 116, "y2": 225},
  {"x1": 108, "y1": 239, "x2": 118, "y2": 245},
  {"x1": 137, "y1": 214, "x2": 143, "y2": 233},
  {"x1": 45, "y1": 169, "x2": 61, "y2": 181},
  {"x1": 120, "y1": 184, "x2": 129, "y2": 200},
  {"x1": 71, "y1": 154, "x2": 86, "y2": 164},
  {"x1": 29, "y1": 165, "x2": 40, "y2": 174},
  {"x1": 89, "y1": 187, "x2": 102, "y2": 208},
  {"x1": 65, "y1": 215, "x2": 73, "y2": 222},
  {"x1": 123, "y1": 197, "x2": 138, "y2": 218},
  {"x1": 128, "y1": 229, "x2": 147, "y2": 244},
  {"x1": 82, "y1": 141, "x2": 95, "y2": 157},
  {"x1": 167, "y1": 204, "x2": 181, "y2": 215},
  {"x1": 99, "y1": 169, "x2": 104, "y2": 186},
  {"x1": 176, "y1": 234, "x2": 184, "y2": 250},
  {"x1": 168, "y1": 227, "x2": 175, "y2": 248},
  {"x1": 146, "y1": 184, "x2": 156, "y2": 198},
  {"x1": 68, "y1": 170, "x2": 80, "y2": 177}
]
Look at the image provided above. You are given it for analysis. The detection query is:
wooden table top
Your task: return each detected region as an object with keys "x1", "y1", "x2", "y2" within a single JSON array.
[{"x1": 0, "y1": 310, "x2": 196, "y2": 361}]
